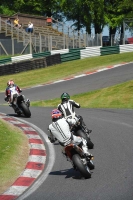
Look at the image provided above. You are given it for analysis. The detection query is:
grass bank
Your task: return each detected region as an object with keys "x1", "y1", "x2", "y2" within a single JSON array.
[
  {"x1": 0, "y1": 119, "x2": 29, "y2": 194},
  {"x1": 0, "y1": 52, "x2": 133, "y2": 92},
  {"x1": 31, "y1": 80, "x2": 133, "y2": 109}
]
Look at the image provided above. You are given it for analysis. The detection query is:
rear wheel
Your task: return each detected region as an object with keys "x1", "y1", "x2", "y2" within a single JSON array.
[
  {"x1": 72, "y1": 154, "x2": 91, "y2": 179},
  {"x1": 76, "y1": 129, "x2": 94, "y2": 149},
  {"x1": 20, "y1": 102, "x2": 31, "y2": 117}
]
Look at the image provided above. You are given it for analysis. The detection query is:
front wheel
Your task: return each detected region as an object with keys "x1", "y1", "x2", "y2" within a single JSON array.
[
  {"x1": 20, "y1": 102, "x2": 31, "y2": 117},
  {"x1": 76, "y1": 129, "x2": 94, "y2": 149},
  {"x1": 72, "y1": 154, "x2": 91, "y2": 179}
]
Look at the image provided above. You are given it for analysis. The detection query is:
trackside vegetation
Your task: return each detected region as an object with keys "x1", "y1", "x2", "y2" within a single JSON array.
[
  {"x1": 0, "y1": 52, "x2": 133, "y2": 92},
  {"x1": 30, "y1": 80, "x2": 133, "y2": 109},
  {"x1": 0, "y1": 119, "x2": 29, "y2": 194}
]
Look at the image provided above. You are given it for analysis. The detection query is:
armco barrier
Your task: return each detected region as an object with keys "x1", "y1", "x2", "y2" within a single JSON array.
[
  {"x1": 80, "y1": 46, "x2": 101, "y2": 59},
  {"x1": 33, "y1": 51, "x2": 51, "y2": 58},
  {"x1": 119, "y1": 44, "x2": 133, "y2": 53},
  {"x1": 61, "y1": 51, "x2": 80, "y2": 62},
  {"x1": 100, "y1": 46, "x2": 120, "y2": 56},
  {"x1": 0, "y1": 45, "x2": 133, "y2": 76},
  {"x1": 69, "y1": 48, "x2": 85, "y2": 52},
  {"x1": 0, "y1": 57, "x2": 12, "y2": 65},
  {"x1": 11, "y1": 54, "x2": 32, "y2": 62},
  {"x1": 51, "y1": 49, "x2": 69, "y2": 55}
]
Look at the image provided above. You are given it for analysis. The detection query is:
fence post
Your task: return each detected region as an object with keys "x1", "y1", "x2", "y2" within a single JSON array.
[
  {"x1": 29, "y1": 33, "x2": 32, "y2": 54},
  {"x1": 67, "y1": 26, "x2": 70, "y2": 49},
  {"x1": 48, "y1": 35, "x2": 52, "y2": 51},
  {"x1": 100, "y1": 33, "x2": 102, "y2": 46},
  {"x1": 34, "y1": 35, "x2": 37, "y2": 52},
  {"x1": 83, "y1": 33, "x2": 86, "y2": 47},
  {"x1": 123, "y1": 20, "x2": 125, "y2": 45},
  {"x1": 39, "y1": 33, "x2": 42, "y2": 52},
  {"x1": 12, "y1": 38, "x2": 14, "y2": 55},
  {"x1": 62, "y1": 22, "x2": 64, "y2": 34},
  {"x1": 63, "y1": 35, "x2": 66, "y2": 49},
  {"x1": 73, "y1": 30, "x2": 75, "y2": 49},
  {"x1": 56, "y1": 19, "x2": 58, "y2": 31},
  {"x1": 78, "y1": 31, "x2": 81, "y2": 48}
]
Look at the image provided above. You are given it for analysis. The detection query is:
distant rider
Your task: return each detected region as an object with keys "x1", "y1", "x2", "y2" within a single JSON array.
[
  {"x1": 57, "y1": 92, "x2": 91, "y2": 133},
  {"x1": 48, "y1": 109, "x2": 90, "y2": 157},
  {"x1": 4, "y1": 80, "x2": 22, "y2": 112}
]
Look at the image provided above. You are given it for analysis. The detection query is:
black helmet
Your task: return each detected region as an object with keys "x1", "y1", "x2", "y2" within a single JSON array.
[{"x1": 61, "y1": 92, "x2": 70, "y2": 101}]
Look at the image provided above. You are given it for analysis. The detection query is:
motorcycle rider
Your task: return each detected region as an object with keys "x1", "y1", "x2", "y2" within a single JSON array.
[
  {"x1": 48, "y1": 109, "x2": 91, "y2": 157},
  {"x1": 4, "y1": 80, "x2": 22, "y2": 112},
  {"x1": 57, "y1": 92, "x2": 91, "y2": 133}
]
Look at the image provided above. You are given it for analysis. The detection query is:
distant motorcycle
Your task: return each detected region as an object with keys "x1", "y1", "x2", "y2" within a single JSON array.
[
  {"x1": 6, "y1": 87, "x2": 31, "y2": 118},
  {"x1": 71, "y1": 116, "x2": 94, "y2": 149},
  {"x1": 63, "y1": 143, "x2": 95, "y2": 179}
]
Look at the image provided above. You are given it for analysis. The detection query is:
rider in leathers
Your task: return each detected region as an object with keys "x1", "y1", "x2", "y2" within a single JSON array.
[
  {"x1": 5, "y1": 80, "x2": 22, "y2": 112},
  {"x1": 48, "y1": 109, "x2": 90, "y2": 156},
  {"x1": 57, "y1": 92, "x2": 91, "y2": 133}
]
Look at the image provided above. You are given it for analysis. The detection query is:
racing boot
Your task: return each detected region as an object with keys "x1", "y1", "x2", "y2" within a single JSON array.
[
  {"x1": 78, "y1": 116, "x2": 92, "y2": 134},
  {"x1": 82, "y1": 121, "x2": 92, "y2": 134},
  {"x1": 80, "y1": 138, "x2": 91, "y2": 157}
]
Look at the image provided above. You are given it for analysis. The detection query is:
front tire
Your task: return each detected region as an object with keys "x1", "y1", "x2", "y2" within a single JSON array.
[
  {"x1": 20, "y1": 102, "x2": 31, "y2": 117},
  {"x1": 72, "y1": 154, "x2": 91, "y2": 179},
  {"x1": 76, "y1": 129, "x2": 94, "y2": 149}
]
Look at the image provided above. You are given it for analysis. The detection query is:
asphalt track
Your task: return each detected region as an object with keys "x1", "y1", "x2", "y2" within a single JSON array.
[{"x1": 0, "y1": 62, "x2": 133, "y2": 200}]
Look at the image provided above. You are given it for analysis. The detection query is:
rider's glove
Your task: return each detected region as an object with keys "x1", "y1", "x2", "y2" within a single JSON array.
[{"x1": 48, "y1": 136, "x2": 56, "y2": 143}]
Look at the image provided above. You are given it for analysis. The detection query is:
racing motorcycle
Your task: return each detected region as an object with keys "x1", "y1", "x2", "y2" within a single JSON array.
[
  {"x1": 63, "y1": 143, "x2": 95, "y2": 179},
  {"x1": 6, "y1": 87, "x2": 31, "y2": 118},
  {"x1": 71, "y1": 116, "x2": 94, "y2": 149}
]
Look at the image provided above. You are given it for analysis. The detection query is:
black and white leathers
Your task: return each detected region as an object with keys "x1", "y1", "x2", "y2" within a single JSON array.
[{"x1": 57, "y1": 99, "x2": 80, "y2": 119}]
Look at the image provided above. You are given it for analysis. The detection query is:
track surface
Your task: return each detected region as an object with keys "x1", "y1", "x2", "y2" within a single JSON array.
[{"x1": 0, "y1": 63, "x2": 133, "y2": 200}]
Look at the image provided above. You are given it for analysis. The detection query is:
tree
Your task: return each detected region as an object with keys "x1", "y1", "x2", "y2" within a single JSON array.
[
  {"x1": 0, "y1": 0, "x2": 61, "y2": 17},
  {"x1": 104, "y1": 0, "x2": 133, "y2": 44},
  {"x1": 1, "y1": 0, "x2": 133, "y2": 39},
  {"x1": 84, "y1": 0, "x2": 105, "y2": 34}
]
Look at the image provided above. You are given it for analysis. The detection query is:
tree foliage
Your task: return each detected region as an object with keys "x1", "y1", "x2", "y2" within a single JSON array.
[{"x1": 0, "y1": 0, "x2": 133, "y2": 36}]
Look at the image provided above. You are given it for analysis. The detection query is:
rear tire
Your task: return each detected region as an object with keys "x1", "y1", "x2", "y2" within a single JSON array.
[
  {"x1": 20, "y1": 102, "x2": 31, "y2": 117},
  {"x1": 72, "y1": 154, "x2": 91, "y2": 179},
  {"x1": 76, "y1": 129, "x2": 94, "y2": 149}
]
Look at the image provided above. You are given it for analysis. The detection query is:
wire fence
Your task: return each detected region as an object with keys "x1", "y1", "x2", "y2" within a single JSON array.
[{"x1": 0, "y1": 17, "x2": 102, "y2": 56}]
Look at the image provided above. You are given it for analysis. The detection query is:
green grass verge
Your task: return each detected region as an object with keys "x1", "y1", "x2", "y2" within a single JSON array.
[
  {"x1": 31, "y1": 80, "x2": 133, "y2": 109},
  {"x1": 0, "y1": 52, "x2": 133, "y2": 92},
  {"x1": 0, "y1": 119, "x2": 29, "y2": 194}
]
